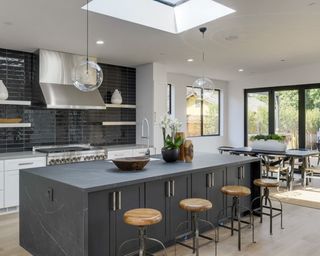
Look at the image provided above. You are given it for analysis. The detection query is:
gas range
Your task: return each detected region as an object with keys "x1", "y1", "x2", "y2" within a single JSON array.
[{"x1": 33, "y1": 144, "x2": 107, "y2": 166}]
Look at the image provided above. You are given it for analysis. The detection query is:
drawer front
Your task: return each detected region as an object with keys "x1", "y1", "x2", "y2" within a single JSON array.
[
  {"x1": 5, "y1": 157, "x2": 46, "y2": 171},
  {"x1": 0, "y1": 160, "x2": 3, "y2": 172},
  {"x1": 132, "y1": 148, "x2": 149, "y2": 157},
  {"x1": 108, "y1": 150, "x2": 133, "y2": 160}
]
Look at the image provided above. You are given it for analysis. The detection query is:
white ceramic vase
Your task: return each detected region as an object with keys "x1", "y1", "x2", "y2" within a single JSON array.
[
  {"x1": 0, "y1": 80, "x2": 8, "y2": 100},
  {"x1": 111, "y1": 89, "x2": 122, "y2": 104},
  {"x1": 251, "y1": 139, "x2": 287, "y2": 152}
]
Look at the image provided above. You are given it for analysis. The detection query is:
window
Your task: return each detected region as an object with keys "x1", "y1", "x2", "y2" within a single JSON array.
[
  {"x1": 245, "y1": 84, "x2": 320, "y2": 149},
  {"x1": 186, "y1": 86, "x2": 220, "y2": 137}
]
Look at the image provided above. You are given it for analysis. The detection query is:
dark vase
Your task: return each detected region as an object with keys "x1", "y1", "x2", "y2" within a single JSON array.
[{"x1": 161, "y1": 148, "x2": 179, "y2": 163}]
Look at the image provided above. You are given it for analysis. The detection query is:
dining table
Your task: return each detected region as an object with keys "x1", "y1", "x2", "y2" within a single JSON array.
[{"x1": 218, "y1": 146, "x2": 320, "y2": 190}]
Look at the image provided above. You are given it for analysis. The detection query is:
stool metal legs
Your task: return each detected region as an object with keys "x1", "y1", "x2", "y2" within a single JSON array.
[
  {"x1": 218, "y1": 196, "x2": 255, "y2": 251},
  {"x1": 252, "y1": 187, "x2": 284, "y2": 235},
  {"x1": 175, "y1": 212, "x2": 217, "y2": 256},
  {"x1": 118, "y1": 226, "x2": 167, "y2": 256}
]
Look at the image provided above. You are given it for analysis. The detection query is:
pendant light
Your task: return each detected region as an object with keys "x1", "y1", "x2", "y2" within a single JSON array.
[
  {"x1": 73, "y1": 0, "x2": 103, "y2": 92},
  {"x1": 192, "y1": 27, "x2": 214, "y2": 93}
]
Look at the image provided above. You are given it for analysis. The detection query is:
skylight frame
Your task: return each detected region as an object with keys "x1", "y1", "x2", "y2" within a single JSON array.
[
  {"x1": 154, "y1": 0, "x2": 190, "y2": 7},
  {"x1": 84, "y1": 0, "x2": 236, "y2": 34}
]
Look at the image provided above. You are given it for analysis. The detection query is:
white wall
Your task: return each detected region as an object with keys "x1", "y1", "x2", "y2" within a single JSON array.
[
  {"x1": 228, "y1": 62, "x2": 320, "y2": 147},
  {"x1": 136, "y1": 63, "x2": 167, "y2": 153},
  {"x1": 167, "y1": 72, "x2": 229, "y2": 153}
]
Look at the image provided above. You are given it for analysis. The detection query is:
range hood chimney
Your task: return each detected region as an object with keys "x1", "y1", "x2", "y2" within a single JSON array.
[{"x1": 33, "y1": 49, "x2": 106, "y2": 110}]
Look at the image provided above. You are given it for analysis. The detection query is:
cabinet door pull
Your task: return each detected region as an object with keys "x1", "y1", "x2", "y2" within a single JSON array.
[
  {"x1": 211, "y1": 173, "x2": 215, "y2": 187},
  {"x1": 166, "y1": 181, "x2": 171, "y2": 197},
  {"x1": 206, "y1": 173, "x2": 212, "y2": 188},
  {"x1": 242, "y1": 167, "x2": 245, "y2": 179},
  {"x1": 170, "y1": 180, "x2": 175, "y2": 197},
  {"x1": 19, "y1": 162, "x2": 34, "y2": 166},
  {"x1": 117, "y1": 191, "x2": 122, "y2": 210},
  {"x1": 111, "y1": 192, "x2": 117, "y2": 211}
]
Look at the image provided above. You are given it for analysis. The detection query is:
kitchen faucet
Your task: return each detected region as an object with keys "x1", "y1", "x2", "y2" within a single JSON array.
[{"x1": 141, "y1": 118, "x2": 150, "y2": 157}]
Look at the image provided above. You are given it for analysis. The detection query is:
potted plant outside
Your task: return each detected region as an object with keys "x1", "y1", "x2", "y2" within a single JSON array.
[{"x1": 250, "y1": 134, "x2": 287, "y2": 152}]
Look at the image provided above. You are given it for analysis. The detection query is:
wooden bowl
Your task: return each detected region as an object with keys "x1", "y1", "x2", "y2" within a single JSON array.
[
  {"x1": 0, "y1": 118, "x2": 22, "y2": 123},
  {"x1": 112, "y1": 157, "x2": 150, "y2": 171}
]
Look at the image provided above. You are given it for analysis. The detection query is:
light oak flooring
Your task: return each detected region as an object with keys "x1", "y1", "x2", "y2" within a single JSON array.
[{"x1": 1, "y1": 203, "x2": 320, "y2": 256}]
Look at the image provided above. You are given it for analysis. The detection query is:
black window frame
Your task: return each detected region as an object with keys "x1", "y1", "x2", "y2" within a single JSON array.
[
  {"x1": 167, "y1": 84, "x2": 173, "y2": 115},
  {"x1": 187, "y1": 86, "x2": 221, "y2": 137},
  {"x1": 244, "y1": 83, "x2": 320, "y2": 148}
]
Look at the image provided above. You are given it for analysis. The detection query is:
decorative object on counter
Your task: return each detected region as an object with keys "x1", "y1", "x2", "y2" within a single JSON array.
[
  {"x1": 176, "y1": 132, "x2": 185, "y2": 161},
  {"x1": 0, "y1": 80, "x2": 9, "y2": 100},
  {"x1": 192, "y1": 27, "x2": 214, "y2": 97},
  {"x1": 160, "y1": 114, "x2": 183, "y2": 163},
  {"x1": 73, "y1": 0, "x2": 103, "y2": 92},
  {"x1": 0, "y1": 118, "x2": 22, "y2": 123},
  {"x1": 112, "y1": 156, "x2": 150, "y2": 171},
  {"x1": 111, "y1": 89, "x2": 123, "y2": 104},
  {"x1": 250, "y1": 134, "x2": 287, "y2": 151},
  {"x1": 184, "y1": 140, "x2": 194, "y2": 163}
]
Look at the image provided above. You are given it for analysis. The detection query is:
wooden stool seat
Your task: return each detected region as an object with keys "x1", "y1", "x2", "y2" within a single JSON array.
[
  {"x1": 124, "y1": 208, "x2": 162, "y2": 227},
  {"x1": 221, "y1": 185, "x2": 251, "y2": 197},
  {"x1": 179, "y1": 198, "x2": 212, "y2": 212},
  {"x1": 254, "y1": 178, "x2": 280, "y2": 188}
]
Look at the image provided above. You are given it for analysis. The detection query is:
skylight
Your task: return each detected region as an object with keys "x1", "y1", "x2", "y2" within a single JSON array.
[{"x1": 83, "y1": 0, "x2": 236, "y2": 34}]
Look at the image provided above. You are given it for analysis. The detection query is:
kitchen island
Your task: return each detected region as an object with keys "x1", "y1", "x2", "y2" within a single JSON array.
[{"x1": 20, "y1": 153, "x2": 261, "y2": 256}]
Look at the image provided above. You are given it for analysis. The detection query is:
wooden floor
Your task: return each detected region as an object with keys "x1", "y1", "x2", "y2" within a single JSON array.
[{"x1": 1, "y1": 203, "x2": 320, "y2": 256}]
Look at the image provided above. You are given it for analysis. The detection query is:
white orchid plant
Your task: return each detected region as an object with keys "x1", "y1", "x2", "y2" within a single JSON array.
[{"x1": 160, "y1": 114, "x2": 183, "y2": 150}]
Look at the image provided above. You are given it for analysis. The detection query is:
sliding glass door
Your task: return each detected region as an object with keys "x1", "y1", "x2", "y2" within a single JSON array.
[
  {"x1": 247, "y1": 92, "x2": 269, "y2": 145},
  {"x1": 274, "y1": 90, "x2": 299, "y2": 149},
  {"x1": 305, "y1": 88, "x2": 320, "y2": 149},
  {"x1": 245, "y1": 84, "x2": 320, "y2": 149}
]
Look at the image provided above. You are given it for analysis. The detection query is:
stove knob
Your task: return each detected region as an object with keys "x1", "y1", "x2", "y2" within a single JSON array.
[
  {"x1": 72, "y1": 157, "x2": 77, "y2": 162},
  {"x1": 78, "y1": 157, "x2": 82, "y2": 161},
  {"x1": 84, "y1": 156, "x2": 89, "y2": 161},
  {"x1": 94, "y1": 156, "x2": 99, "y2": 160},
  {"x1": 56, "y1": 159, "x2": 61, "y2": 164},
  {"x1": 90, "y1": 156, "x2": 95, "y2": 160},
  {"x1": 65, "y1": 158, "x2": 70, "y2": 163},
  {"x1": 61, "y1": 159, "x2": 66, "y2": 164},
  {"x1": 49, "y1": 160, "x2": 55, "y2": 165}
]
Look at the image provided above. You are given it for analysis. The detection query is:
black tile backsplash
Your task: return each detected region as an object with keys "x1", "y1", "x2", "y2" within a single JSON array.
[{"x1": 0, "y1": 49, "x2": 136, "y2": 153}]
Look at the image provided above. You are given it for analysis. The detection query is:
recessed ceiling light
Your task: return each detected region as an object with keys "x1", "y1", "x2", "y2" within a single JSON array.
[
  {"x1": 238, "y1": 69, "x2": 244, "y2": 72},
  {"x1": 225, "y1": 35, "x2": 239, "y2": 41},
  {"x1": 187, "y1": 58, "x2": 194, "y2": 62},
  {"x1": 280, "y1": 59, "x2": 286, "y2": 62},
  {"x1": 96, "y1": 40, "x2": 104, "y2": 45}
]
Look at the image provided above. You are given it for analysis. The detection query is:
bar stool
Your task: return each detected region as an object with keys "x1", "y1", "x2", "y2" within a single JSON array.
[
  {"x1": 217, "y1": 185, "x2": 255, "y2": 251},
  {"x1": 251, "y1": 179, "x2": 284, "y2": 235},
  {"x1": 118, "y1": 208, "x2": 167, "y2": 256},
  {"x1": 175, "y1": 198, "x2": 217, "y2": 256}
]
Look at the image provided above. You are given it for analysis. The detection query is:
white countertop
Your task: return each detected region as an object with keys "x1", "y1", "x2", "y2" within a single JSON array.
[{"x1": 0, "y1": 151, "x2": 46, "y2": 161}]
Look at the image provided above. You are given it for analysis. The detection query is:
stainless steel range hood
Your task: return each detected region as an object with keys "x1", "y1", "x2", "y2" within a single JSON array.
[{"x1": 33, "y1": 49, "x2": 106, "y2": 110}]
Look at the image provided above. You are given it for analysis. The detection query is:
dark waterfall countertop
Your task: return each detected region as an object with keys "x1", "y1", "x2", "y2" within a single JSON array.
[{"x1": 22, "y1": 153, "x2": 260, "y2": 192}]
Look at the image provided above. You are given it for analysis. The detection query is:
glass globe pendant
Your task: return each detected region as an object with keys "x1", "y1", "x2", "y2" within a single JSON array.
[
  {"x1": 73, "y1": 0, "x2": 103, "y2": 92},
  {"x1": 74, "y1": 61, "x2": 103, "y2": 92},
  {"x1": 192, "y1": 27, "x2": 214, "y2": 95}
]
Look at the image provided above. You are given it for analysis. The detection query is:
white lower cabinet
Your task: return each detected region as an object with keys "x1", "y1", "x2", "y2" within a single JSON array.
[
  {"x1": 2, "y1": 156, "x2": 46, "y2": 209},
  {"x1": 4, "y1": 170, "x2": 19, "y2": 208}
]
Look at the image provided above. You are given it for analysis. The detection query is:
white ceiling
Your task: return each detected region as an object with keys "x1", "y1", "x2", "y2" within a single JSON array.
[{"x1": 1, "y1": 0, "x2": 320, "y2": 80}]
